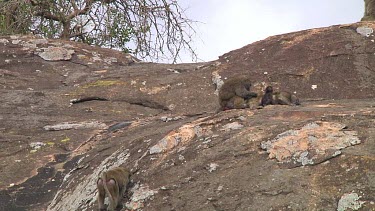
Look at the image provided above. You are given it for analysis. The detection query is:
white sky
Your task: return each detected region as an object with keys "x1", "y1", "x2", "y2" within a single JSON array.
[{"x1": 177, "y1": 0, "x2": 364, "y2": 63}]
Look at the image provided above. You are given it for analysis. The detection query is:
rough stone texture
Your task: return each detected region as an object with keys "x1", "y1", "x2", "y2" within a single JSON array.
[
  {"x1": 149, "y1": 124, "x2": 197, "y2": 154},
  {"x1": 43, "y1": 121, "x2": 107, "y2": 131},
  {"x1": 37, "y1": 46, "x2": 75, "y2": 61},
  {"x1": 362, "y1": 0, "x2": 375, "y2": 21},
  {"x1": 261, "y1": 121, "x2": 361, "y2": 167},
  {"x1": 47, "y1": 149, "x2": 131, "y2": 211},
  {"x1": 337, "y1": 192, "x2": 365, "y2": 211},
  {"x1": 218, "y1": 22, "x2": 375, "y2": 100},
  {"x1": 0, "y1": 23, "x2": 375, "y2": 211},
  {"x1": 356, "y1": 26, "x2": 374, "y2": 37}
]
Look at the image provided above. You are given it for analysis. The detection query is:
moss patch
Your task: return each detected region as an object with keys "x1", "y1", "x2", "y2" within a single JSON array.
[{"x1": 60, "y1": 137, "x2": 70, "y2": 143}]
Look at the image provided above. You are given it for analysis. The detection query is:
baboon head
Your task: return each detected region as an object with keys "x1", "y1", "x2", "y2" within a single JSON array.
[
  {"x1": 244, "y1": 82, "x2": 251, "y2": 91},
  {"x1": 264, "y1": 86, "x2": 273, "y2": 93}
]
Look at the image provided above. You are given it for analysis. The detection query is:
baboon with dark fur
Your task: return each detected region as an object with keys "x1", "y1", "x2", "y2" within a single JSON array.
[{"x1": 260, "y1": 86, "x2": 300, "y2": 107}]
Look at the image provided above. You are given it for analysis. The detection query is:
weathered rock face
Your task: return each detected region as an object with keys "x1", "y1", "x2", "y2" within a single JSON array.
[
  {"x1": 261, "y1": 121, "x2": 361, "y2": 168},
  {"x1": 218, "y1": 22, "x2": 375, "y2": 100},
  {"x1": 362, "y1": 0, "x2": 375, "y2": 21},
  {"x1": 0, "y1": 23, "x2": 375, "y2": 211}
]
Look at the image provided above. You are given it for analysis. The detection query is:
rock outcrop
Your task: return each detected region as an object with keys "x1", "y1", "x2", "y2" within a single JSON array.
[{"x1": 0, "y1": 22, "x2": 374, "y2": 211}]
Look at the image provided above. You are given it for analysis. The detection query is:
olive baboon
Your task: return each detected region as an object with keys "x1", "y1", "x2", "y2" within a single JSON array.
[
  {"x1": 97, "y1": 167, "x2": 131, "y2": 211},
  {"x1": 219, "y1": 76, "x2": 258, "y2": 110},
  {"x1": 260, "y1": 86, "x2": 274, "y2": 107},
  {"x1": 260, "y1": 86, "x2": 300, "y2": 107}
]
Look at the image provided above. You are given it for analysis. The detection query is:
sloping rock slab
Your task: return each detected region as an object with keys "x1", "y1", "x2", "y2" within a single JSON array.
[
  {"x1": 149, "y1": 124, "x2": 198, "y2": 154},
  {"x1": 261, "y1": 121, "x2": 361, "y2": 168}
]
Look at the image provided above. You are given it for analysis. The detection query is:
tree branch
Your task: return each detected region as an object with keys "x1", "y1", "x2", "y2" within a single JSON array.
[{"x1": 67, "y1": 0, "x2": 95, "y2": 20}]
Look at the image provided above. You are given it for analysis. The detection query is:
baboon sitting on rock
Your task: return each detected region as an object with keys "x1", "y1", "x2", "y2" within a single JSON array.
[
  {"x1": 218, "y1": 76, "x2": 258, "y2": 110},
  {"x1": 260, "y1": 86, "x2": 300, "y2": 107}
]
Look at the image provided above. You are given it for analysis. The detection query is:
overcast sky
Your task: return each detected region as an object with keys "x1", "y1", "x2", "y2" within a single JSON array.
[{"x1": 177, "y1": 0, "x2": 364, "y2": 63}]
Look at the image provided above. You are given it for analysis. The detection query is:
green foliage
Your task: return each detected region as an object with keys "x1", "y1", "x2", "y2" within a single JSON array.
[
  {"x1": 0, "y1": 0, "x2": 197, "y2": 62},
  {"x1": 37, "y1": 19, "x2": 61, "y2": 38},
  {"x1": 0, "y1": 14, "x2": 6, "y2": 34},
  {"x1": 107, "y1": 8, "x2": 133, "y2": 53},
  {"x1": 0, "y1": 1, "x2": 33, "y2": 35},
  {"x1": 0, "y1": 0, "x2": 134, "y2": 51}
]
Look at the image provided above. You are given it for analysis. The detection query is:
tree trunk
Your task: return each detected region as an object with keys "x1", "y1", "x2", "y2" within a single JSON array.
[
  {"x1": 61, "y1": 20, "x2": 71, "y2": 40},
  {"x1": 362, "y1": 0, "x2": 375, "y2": 21},
  {"x1": 2, "y1": 3, "x2": 18, "y2": 33}
]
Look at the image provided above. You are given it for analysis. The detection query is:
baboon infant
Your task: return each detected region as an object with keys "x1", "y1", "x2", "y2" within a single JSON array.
[
  {"x1": 219, "y1": 76, "x2": 258, "y2": 110},
  {"x1": 260, "y1": 86, "x2": 300, "y2": 107},
  {"x1": 97, "y1": 167, "x2": 131, "y2": 211}
]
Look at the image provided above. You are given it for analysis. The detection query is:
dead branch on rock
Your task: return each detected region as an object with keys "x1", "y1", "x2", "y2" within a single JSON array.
[{"x1": 70, "y1": 97, "x2": 109, "y2": 104}]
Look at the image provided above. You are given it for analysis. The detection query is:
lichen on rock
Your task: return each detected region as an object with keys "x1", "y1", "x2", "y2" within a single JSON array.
[
  {"x1": 337, "y1": 192, "x2": 365, "y2": 211},
  {"x1": 37, "y1": 46, "x2": 75, "y2": 61},
  {"x1": 261, "y1": 121, "x2": 361, "y2": 168}
]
